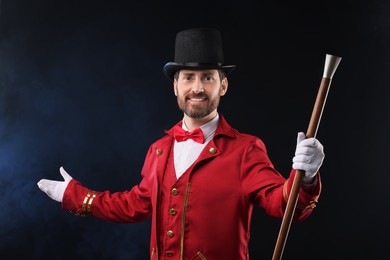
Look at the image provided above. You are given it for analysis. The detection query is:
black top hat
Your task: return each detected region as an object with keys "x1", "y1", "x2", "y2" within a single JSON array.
[{"x1": 163, "y1": 28, "x2": 236, "y2": 80}]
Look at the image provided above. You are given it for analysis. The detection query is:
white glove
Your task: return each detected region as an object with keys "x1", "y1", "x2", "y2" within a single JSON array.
[
  {"x1": 37, "y1": 167, "x2": 73, "y2": 202},
  {"x1": 293, "y1": 132, "x2": 324, "y2": 184}
]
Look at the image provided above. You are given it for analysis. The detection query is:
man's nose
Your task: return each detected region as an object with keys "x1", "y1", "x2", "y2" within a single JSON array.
[{"x1": 191, "y1": 79, "x2": 204, "y2": 94}]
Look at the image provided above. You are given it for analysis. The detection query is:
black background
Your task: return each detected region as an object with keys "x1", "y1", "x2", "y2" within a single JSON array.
[{"x1": 1, "y1": 0, "x2": 389, "y2": 259}]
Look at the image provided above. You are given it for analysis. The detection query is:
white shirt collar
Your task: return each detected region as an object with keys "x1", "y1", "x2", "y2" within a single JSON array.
[{"x1": 181, "y1": 113, "x2": 219, "y2": 142}]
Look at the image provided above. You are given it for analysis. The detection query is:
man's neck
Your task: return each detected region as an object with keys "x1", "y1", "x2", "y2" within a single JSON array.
[{"x1": 183, "y1": 111, "x2": 218, "y2": 131}]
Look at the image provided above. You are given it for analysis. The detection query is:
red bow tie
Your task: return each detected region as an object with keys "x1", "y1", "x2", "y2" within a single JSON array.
[{"x1": 173, "y1": 125, "x2": 205, "y2": 144}]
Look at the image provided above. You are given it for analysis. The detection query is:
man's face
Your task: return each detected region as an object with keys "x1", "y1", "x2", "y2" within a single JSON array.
[{"x1": 174, "y1": 69, "x2": 228, "y2": 119}]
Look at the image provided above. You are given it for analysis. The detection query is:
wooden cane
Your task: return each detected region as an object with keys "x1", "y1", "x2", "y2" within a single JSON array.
[{"x1": 272, "y1": 54, "x2": 342, "y2": 260}]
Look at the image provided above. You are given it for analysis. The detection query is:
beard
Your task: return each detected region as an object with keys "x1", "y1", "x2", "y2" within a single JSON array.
[{"x1": 177, "y1": 93, "x2": 220, "y2": 119}]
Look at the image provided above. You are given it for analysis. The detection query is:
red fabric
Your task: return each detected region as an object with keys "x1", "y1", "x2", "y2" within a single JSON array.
[
  {"x1": 157, "y1": 147, "x2": 194, "y2": 258},
  {"x1": 172, "y1": 125, "x2": 204, "y2": 143},
  {"x1": 62, "y1": 115, "x2": 321, "y2": 260}
]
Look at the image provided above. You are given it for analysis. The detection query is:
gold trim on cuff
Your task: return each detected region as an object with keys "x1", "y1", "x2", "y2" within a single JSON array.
[
  {"x1": 81, "y1": 190, "x2": 97, "y2": 216},
  {"x1": 82, "y1": 190, "x2": 92, "y2": 214},
  {"x1": 87, "y1": 191, "x2": 97, "y2": 214},
  {"x1": 297, "y1": 200, "x2": 318, "y2": 210}
]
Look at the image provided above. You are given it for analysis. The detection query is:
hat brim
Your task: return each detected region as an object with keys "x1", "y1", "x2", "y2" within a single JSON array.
[{"x1": 163, "y1": 62, "x2": 236, "y2": 80}]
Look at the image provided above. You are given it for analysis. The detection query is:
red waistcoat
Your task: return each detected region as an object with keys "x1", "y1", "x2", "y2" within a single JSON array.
[
  {"x1": 157, "y1": 145, "x2": 196, "y2": 259},
  {"x1": 62, "y1": 115, "x2": 321, "y2": 260}
]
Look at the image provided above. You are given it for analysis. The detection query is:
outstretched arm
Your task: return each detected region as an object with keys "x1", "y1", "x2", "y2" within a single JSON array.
[{"x1": 37, "y1": 166, "x2": 153, "y2": 223}]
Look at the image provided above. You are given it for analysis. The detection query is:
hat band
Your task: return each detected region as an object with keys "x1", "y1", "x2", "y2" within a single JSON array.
[{"x1": 175, "y1": 62, "x2": 224, "y2": 67}]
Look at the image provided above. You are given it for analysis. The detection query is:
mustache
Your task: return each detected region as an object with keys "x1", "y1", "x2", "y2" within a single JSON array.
[{"x1": 186, "y1": 93, "x2": 208, "y2": 99}]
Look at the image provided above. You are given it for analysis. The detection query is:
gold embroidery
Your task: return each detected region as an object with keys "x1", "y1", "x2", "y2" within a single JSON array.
[{"x1": 297, "y1": 200, "x2": 319, "y2": 210}]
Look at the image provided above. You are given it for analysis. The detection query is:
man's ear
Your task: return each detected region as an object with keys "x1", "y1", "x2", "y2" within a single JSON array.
[
  {"x1": 220, "y1": 78, "x2": 228, "y2": 96},
  {"x1": 173, "y1": 79, "x2": 178, "y2": 96}
]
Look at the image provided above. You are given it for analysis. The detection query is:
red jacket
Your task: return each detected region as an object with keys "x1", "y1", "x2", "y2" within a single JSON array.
[{"x1": 62, "y1": 115, "x2": 321, "y2": 259}]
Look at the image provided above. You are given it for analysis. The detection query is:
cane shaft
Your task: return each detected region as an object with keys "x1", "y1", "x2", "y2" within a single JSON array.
[
  {"x1": 307, "y1": 77, "x2": 331, "y2": 138},
  {"x1": 272, "y1": 77, "x2": 332, "y2": 260}
]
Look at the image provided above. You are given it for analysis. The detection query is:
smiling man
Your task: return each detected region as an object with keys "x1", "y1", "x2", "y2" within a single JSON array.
[
  {"x1": 38, "y1": 28, "x2": 324, "y2": 259},
  {"x1": 174, "y1": 69, "x2": 227, "y2": 127}
]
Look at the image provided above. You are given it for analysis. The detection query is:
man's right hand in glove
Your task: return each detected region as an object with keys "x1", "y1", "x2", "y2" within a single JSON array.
[{"x1": 37, "y1": 167, "x2": 73, "y2": 202}]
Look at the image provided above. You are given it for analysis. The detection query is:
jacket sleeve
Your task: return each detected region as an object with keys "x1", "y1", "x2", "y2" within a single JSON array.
[
  {"x1": 61, "y1": 146, "x2": 156, "y2": 223},
  {"x1": 240, "y1": 137, "x2": 321, "y2": 223}
]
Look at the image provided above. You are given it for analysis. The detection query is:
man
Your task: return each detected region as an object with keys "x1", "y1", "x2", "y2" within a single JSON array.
[{"x1": 38, "y1": 28, "x2": 324, "y2": 260}]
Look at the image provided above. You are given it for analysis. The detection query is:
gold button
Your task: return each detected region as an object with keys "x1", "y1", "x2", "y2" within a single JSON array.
[
  {"x1": 209, "y1": 147, "x2": 217, "y2": 154},
  {"x1": 169, "y1": 208, "x2": 177, "y2": 215},
  {"x1": 165, "y1": 251, "x2": 173, "y2": 256},
  {"x1": 156, "y1": 149, "x2": 162, "y2": 155},
  {"x1": 167, "y1": 230, "x2": 174, "y2": 238},
  {"x1": 171, "y1": 188, "x2": 178, "y2": 195}
]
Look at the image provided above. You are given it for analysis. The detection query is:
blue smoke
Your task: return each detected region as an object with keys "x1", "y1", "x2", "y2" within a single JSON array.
[{"x1": 0, "y1": 3, "x2": 171, "y2": 259}]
